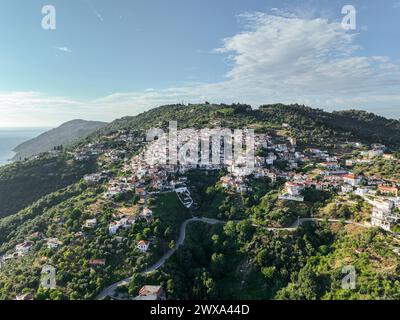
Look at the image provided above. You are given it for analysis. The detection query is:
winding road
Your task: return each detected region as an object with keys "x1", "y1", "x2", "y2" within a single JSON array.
[
  {"x1": 96, "y1": 215, "x2": 371, "y2": 299},
  {"x1": 287, "y1": 217, "x2": 370, "y2": 230},
  {"x1": 96, "y1": 217, "x2": 224, "y2": 299}
]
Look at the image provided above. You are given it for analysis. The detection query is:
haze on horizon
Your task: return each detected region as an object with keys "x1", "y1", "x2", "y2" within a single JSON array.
[{"x1": 0, "y1": 0, "x2": 399, "y2": 127}]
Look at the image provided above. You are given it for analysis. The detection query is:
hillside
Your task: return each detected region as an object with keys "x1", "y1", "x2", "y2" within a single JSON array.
[
  {"x1": 0, "y1": 155, "x2": 98, "y2": 219},
  {"x1": 12, "y1": 119, "x2": 107, "y2": 160},
  {"x1": 1, "y1": 103, "x2": 400, "y2": 300},
  {"x1": 89, "y1": 104, "x2": 400, "y2": 149}
]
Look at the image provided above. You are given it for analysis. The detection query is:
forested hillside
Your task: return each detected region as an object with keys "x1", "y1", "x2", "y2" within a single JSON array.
[
  {"x1": 0, "y1": 155, "x2": 97, "y2": 218},
  {"x1": 1, "y1": 103, "x2": 400, "y2": 300},
  {"x1": 88, "y1": 104, "x2": 400, "y2": 149}
]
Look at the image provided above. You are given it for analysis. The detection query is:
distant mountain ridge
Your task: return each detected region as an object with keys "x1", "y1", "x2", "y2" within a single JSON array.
[{"x1": 12, "y1": 119, "x2": 107, "y2": 160}]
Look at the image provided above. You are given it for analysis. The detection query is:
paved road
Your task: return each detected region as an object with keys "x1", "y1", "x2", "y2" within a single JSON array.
[
  {"x1": 96, "y1": 216, "x2": 371, "y2": 299},
  {"x1": 142, "y1": 217, "x2": 223, "y2": 274},
  {"x1": 286, "y1": 217, "x2": 371, "y2": 230},
  {"x1": 252, "y1": 217, "x2": 371, "y2": 232},
  {"x1": 95, "y1": 217, "x2": 223, "y2": 300}
]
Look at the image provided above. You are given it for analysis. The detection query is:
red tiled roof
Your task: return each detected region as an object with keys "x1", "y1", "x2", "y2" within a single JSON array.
[
  {"x1": 378, "y1": 185, "x2": 398, "y2": 193},
  {"x1": 138, "y1": 240, "x2": 149, "y2": 246},
  {"x1": 89, "y1": 259, "x2": 106, "y2": 266}
]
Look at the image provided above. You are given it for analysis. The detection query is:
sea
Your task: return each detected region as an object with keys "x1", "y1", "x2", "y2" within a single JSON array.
[{"x1": 0, "y1": 128, "x2": 49, "y2": 167}]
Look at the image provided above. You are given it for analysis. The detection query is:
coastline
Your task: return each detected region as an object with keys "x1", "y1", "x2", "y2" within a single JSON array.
[{"x1": 0, "y1": 127, "x2": 50, "y2": 167}]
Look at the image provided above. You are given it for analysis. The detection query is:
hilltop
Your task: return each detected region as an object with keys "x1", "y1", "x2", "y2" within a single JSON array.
[
  {"x1": 89, "y1": 103, "x2": 400, "y2": 149},
  {"x1": 0, "y1": 103, "x2": 400, "y2": 300}
]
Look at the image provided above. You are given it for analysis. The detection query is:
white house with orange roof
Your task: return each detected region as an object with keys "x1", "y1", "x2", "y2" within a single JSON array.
[
  {"x1": 137, "y1": 240, "x2": 150, "y2": 253},
  {"x1": 378, "y1": 185, "x2": 398, "y2": 197},
  {"x1": 342, "y1": 173, "x2": 362, "y2": 186},
  {"x1": 285, "y1": 182, "x2": 304, "y2": 196}
]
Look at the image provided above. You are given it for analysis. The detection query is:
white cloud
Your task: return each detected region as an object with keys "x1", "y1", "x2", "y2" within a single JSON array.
[
  {"x1": 214, "y1": 13, "x2": 398, "y2": 96},
  {"x1": 0, "y1": 92, "x2": 81, "y2": 127},
  {"x1": 2, "y1": 11, "x2": 400, "y2": 126},
  {"x1": 55, "y1": 47, "x2": 72, "y2": 53},
  {"x1": 87, "y1": 12, "x2": 400, "y2": 116}
]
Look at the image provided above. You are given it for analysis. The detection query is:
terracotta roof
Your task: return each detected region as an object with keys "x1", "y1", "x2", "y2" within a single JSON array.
[
  {"x1": 342, "y1": 174, "x2": 357, "y2": 180},
  {"x1": 139, "y1": 285, "x2": 163, "y2": 296},
  {"x1": 378, "y1": 185, "x2": 398, "y2": 192},
  {"x1": 89, "y1": 259, "x2": 106, "y2": 266}
]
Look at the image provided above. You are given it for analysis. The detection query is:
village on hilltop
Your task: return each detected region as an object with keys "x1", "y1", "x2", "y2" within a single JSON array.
[{"x1": 2, "y1": 122, "x2": 400, "y2": 300}]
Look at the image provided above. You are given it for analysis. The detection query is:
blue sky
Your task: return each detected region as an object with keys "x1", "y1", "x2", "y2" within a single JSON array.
[{"x1": 0, "y1": 0, "x2": 400, "y2": 126}]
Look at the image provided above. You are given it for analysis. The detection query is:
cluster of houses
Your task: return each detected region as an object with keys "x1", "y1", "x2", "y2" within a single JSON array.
[
  {"x1": 273, "y1": 143, "x2": 400, "y2": 231},
  {"x1": 220, "y1": 175, "x2": 252, "y2": 193},
  {"x1": 369, "y1": 198, "x2": 399, "y2": 231},
  {"x1": 83, "y1": 171, "x2": 110, "y2": 185},
  {"x1": 140, "y1": 129, "x2": 400, "y2": 232},
  {"x1": 108, "y1": 217, "x2": 135, "y2": 235},
  {"x1": 82, "y1": 210, "x2": 153, "y2": 268},
  {"x1": 347, "y1": 185, "x2": 400, "y2": 231},
  {"x1": 103, "y1": 176, "x2": 136, "y2": 199},
  {"x1": 87, "y1": 130, "x2": 400, "y2": 254},
  {"x1": 73, "y1": 132, "x2": 143, "y2": 163},
  {"x1": 1, "y1": 233, "x2": 62, "y2": 265},
  {"x1": 9, "y1": 129, "x2": 400, "y2": 276},
  {"x1": 74, "y1": 143, "x2": 106, "y2": 161},
  {"x1": 5, "y1": 126, "x2": 400, "y2": 301}
]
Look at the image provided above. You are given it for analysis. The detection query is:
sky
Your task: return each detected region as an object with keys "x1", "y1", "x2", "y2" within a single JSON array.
[{"x1": 0, "y1": 0, "x2": 400, "y2": 127}]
